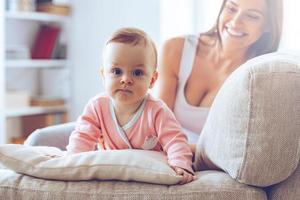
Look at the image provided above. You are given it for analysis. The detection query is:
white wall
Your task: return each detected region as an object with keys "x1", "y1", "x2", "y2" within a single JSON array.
[
  {"x1": 159, "y1": 0, "x2": 223, "y2": 41},
  {"x1": 160, "y1": 0, "x2": 195, "y2": 41},
  {"x1": 194, "y1": 0, "x2": 222, "y2": 33},
  {"x1": 0, "y1": 1, "x2": 5, "y2": 143},
  {"x1": 279, "y1": 0, "x2": 300, "y2": 50},
  {"x1": 69, "y1": 0, "x2": 160, "y2": 119}
]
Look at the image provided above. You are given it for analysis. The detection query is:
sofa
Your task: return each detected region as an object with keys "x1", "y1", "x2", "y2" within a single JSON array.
[{"x1": 0, "y1": 52, "x2": 299, "y2": 200}]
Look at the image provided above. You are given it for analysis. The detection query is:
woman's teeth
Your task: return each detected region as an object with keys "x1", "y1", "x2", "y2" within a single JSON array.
[{"x1": 226, "y1": 27, "x2": 245, "y2": 37}]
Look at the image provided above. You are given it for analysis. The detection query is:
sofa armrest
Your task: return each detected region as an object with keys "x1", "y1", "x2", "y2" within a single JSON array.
[
  {"x1": 24, "y1": 122, "x2": 75, "y2": 150},
  {"x1": 194, "y1": 52, "x2": 300, "y2": 187},
  {"x1": 266, "y1": 161, "x2": 300, "y2": 200}
]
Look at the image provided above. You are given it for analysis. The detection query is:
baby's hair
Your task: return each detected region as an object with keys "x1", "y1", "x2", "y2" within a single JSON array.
[{"x1": 106, "y1": 27, "x2": 157, "y2": 68}]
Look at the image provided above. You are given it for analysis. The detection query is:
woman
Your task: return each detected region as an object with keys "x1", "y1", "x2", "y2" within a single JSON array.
[{"x1": 157, "y1": 0, "x2": 283, "y2": 150}]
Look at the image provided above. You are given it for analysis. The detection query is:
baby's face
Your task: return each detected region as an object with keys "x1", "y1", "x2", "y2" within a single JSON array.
[{"x1": 102, "y1": 42, "x2": 157, "y2": 106}]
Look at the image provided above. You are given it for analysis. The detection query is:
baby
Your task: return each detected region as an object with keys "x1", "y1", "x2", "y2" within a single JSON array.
[{"x1": 66, "y1": 27, "x2": 195, "y2": 184}]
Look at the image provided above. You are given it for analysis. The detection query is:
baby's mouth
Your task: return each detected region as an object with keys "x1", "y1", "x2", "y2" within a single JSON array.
[{"x1": 117, "y1": 88, "x2": 132, "y2": 93}]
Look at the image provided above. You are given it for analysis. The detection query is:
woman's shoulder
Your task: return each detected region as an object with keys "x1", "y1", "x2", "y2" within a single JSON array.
[
  {"x1": 160, "y1": 35, "x2": 199, "y2": 65},
  {"x1": 162, "y1": 34, "x2": 215, "y2": 55},
  {"x1": 161, "y1": 36, "x2": 185, "y2": 55},
  {"x1": 159, "y1": 36, "x2": 187, "y2": 75}
]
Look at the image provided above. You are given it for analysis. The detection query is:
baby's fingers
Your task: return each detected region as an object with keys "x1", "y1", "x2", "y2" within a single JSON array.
[
  {"x1": 174, "y1": 167, "x2": 184, "y2": 175},
  {"x1": 179, "y1": 172, "x2": 193, "y2": 184}
]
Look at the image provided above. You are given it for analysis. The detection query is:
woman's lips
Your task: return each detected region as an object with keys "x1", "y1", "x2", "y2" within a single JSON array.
[{"x1": 225, "y1": 26, "x2": 246, "y2": 37}]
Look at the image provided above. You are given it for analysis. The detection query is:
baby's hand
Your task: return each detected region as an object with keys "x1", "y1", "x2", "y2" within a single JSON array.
[{"x1": 173, "y1": 166, "x2": 196, "y2": 184}]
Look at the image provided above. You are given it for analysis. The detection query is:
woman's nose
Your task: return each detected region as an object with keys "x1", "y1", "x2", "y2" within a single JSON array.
[{"x1": 230, "y1": 12, "x2": 243, "y2": 27}]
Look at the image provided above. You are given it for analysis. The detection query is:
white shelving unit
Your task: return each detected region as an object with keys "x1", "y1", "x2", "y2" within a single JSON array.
[
  {"x1": 5, "y1": 106, "x2": 68, "y2": 118},
  {"x1": 5, "y1": 11, "x2": 68, "y2": 23},
  {"x1": 0, "y1": 2, "x2": 5, "y2": 144},
  {"x1": 6, "y1": 59, "x2": 67, "y2": 68},
  {"x1": 0, "y1": 3, "x2": 71, "y2": 144}
]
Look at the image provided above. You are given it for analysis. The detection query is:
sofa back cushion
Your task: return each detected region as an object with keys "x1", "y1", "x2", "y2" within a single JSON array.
[
  {"x1": 0, "y1": 144, "x2": 182, "y2": 185},
  {"x1": 24, "y1": 122, "x2": 75, "y2": 150},
  {"x1": 194, "y1": 52, "x2": 300, "y2": 187}
]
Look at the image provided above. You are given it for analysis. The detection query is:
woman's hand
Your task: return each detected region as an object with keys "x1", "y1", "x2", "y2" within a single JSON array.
[{"x1": 173, "y1": 166, "x2": 196, "y2": 184}]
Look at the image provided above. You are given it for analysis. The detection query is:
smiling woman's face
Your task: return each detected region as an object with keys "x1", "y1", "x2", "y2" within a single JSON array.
[{"x1": 218, "y1": 0, "x2": 268, "y2": 52}]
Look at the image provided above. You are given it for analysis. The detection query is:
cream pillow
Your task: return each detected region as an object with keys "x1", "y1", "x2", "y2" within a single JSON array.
[
  {"x1": 194, "y1": 52, "x2": 300, "y2": 187},
  {"x1": 0, "y1": 144, "x2": 182, "y2": 185}
]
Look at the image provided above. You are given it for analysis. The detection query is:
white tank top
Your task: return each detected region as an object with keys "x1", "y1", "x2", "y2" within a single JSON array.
[{"x1": 173, "y1": 35, "x2": 210, "y2": 144}]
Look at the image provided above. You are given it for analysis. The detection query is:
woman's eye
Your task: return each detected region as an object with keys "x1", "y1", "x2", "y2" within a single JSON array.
[
  {"x1": 111, "y1": 68, "x2": 122, "y2": 76},
  {"x1": 225, "y1": 5, "x2": 237, "y2": 14},
  {"x1": 246, "y1": 14, "x2": 260, "y2": 20},
  {"x1": 132, "y1": 69, "x2": 144, "y2": 77}
]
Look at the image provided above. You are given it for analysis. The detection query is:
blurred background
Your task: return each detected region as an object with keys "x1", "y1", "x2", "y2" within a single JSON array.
[{"x1": 0, "y1": 0, "x2": 299, "y2": 144}]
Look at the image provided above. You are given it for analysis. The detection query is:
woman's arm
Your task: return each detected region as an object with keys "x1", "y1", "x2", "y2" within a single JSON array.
[{"x1": 157, "y1": 37, "x2": 185, "y2": 110}]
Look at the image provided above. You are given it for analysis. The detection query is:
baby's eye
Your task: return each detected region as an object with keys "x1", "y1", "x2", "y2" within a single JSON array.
[
  {"x1": 132, "y1": 69, "x2": 144, "y2": 77},
  {"x1": 111, "y1": 68, "x2": 122, "y2": 76}
]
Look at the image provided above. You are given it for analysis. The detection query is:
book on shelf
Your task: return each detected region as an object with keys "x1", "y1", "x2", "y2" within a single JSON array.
[
  {"x1": 19, "y1": 112, "x2": 68, "y2": 143},
  {"x1": 35, "y1": 0, "x2": 71, "y2": 6},
  {"x1": 30, "y1": 96, "x2": 65, "y2": 107},
  {"x1": 31, "y1": 25, "x2": 61, "y2": 59},
  {"x1": 10, "y1": 137, "x2": 27, "y2": 144},
  {"x1": 36, "y1": 0, "x2": 53, "y2": 4},
  {"x1": 6, "y1": 0, "x2": 36, "y2": 12},
  {"x1": 51, "y1": 40, "x2": 67, "y2": 59},
  {"x1": 9, "y1": 111, "x2": 68, "y2": 144},
  {"x1": 19, "y1": 0, "x2": 36, "y2": 11},
  {"x1": 36, "y1": 2, "x2": 71, "y2": 16}
]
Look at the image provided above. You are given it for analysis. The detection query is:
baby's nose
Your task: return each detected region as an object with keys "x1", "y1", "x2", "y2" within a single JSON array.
[{"x1": 120, "y1": 76, "x2": 133, "y2": 85}]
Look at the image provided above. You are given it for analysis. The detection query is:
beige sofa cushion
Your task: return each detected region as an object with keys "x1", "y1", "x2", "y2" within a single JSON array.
[
  {"x1": 194, "y1": 52, "x2": 300, "y2": 187},
  {"x1": 0, "y1": 169, "x2": 267, "y2": 200},
  {"x1": 267, "y1": 162, "x2": 300, "y2": 200},
  {"x1": 0, "y1": 144, "x2": 182, "y2": 185}
]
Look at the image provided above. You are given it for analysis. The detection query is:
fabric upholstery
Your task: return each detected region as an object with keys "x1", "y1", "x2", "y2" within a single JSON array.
[
  {"x1": 267, "y1": 162, "x2": 300, "y2": 200},
  {"x1": 24, "y1": 122, "x2": 75, "y2": 150},
  {"x1": 0, "y1": 144, "x2": 182, "y2": 185},
  {"x1": 0, "y1": 169, "x2": 267, "y2": 200},
  {"x1": 194, "y1": 52, "x2": 300, "y2": 187}
]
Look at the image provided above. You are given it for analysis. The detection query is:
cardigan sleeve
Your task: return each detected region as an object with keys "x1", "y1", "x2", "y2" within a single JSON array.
[
  {"x1": 154, "y1": 103, "x2": 194, "y2": 174},
  {"x1": 66, "y1": 99, "x2": 102, "y2": 153}
]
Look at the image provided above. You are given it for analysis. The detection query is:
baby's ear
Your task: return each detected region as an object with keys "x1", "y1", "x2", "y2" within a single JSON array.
[{"x1": 149, "y1": 71, "x2": 158, "y2": 89}]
